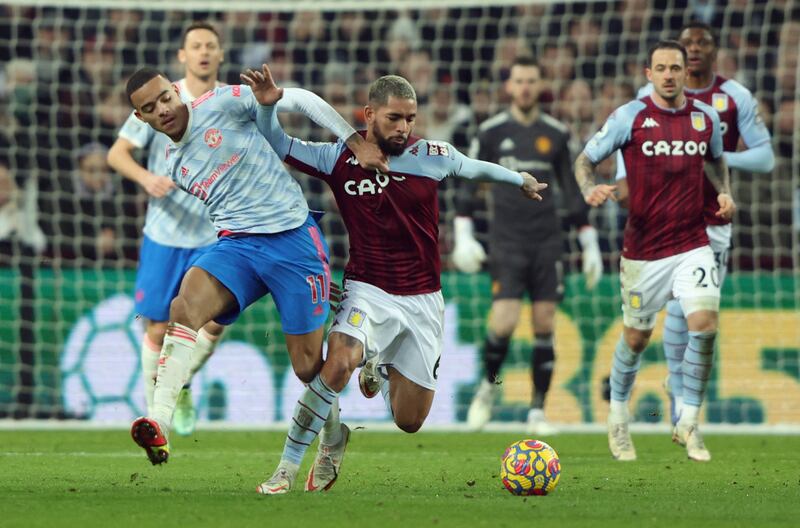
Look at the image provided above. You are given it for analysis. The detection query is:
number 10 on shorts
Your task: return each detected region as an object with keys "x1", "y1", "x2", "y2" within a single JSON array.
[{"x1": 306, "y1": 274, "x2": 329, "y2": 304}]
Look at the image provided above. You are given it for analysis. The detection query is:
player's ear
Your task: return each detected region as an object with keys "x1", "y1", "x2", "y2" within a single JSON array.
[
  {"x1": 133, "y1": 110, "x2": 144, "y2": 122},
  {"x1": 178, "y1": 48, "x2": 187, "y2": 65},
  {"x1": 645, "y1": 67, "x2": 653, "y2": 83},
  {"x1": 364, "y1": 105, "x2": 374, "y2": 123}
]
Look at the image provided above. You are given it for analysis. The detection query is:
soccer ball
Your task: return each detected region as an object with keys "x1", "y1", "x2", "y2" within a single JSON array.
[{"x1": 500, "y1": 439, "x2": 561, "y2": 496}]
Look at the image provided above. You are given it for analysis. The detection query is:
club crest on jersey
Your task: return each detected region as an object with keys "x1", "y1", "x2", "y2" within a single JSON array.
[
  {"x1": 691, "y1": 112, "x2": 706, "y2": 132},
  {"x1": 205, "y1": 128, "x2": 223, "y2": 148},
  {"x1": 347, "y1": 307, "x2": 366, "y2": 328},
  {"x1": 712, "y1": 93, "x2": 729, "y2": 112},
  {"x1": 629, "y1": 291, "x2": 643, "y2": 310},
  {"x1": 535, "y1": 135, "x2": 552, "y2": 154}
]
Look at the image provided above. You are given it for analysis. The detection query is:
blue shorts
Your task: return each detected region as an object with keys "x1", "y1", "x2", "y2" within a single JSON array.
[
  {"x1": 134, "y1": 235, "x2": 215, "y2": 322},
  {"x1": 192, "y1": 214, "x2": 331, "y2": 334}
]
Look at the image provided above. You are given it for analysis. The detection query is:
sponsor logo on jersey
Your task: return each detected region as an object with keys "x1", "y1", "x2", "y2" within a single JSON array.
[
  {"x1": 188, "y1": 151, "x2": 241, "y2": 200},
  {"x1": 691, "y1": 112, "x2": 706, "y2": 132},
  {"x1": 629, "y1": 291, "x2": 643, "y2": 310},
  {"x1": 343, "y1": 172, "x2": 406, "y2": 196},
  {"x1": 499, "y1": 138, "x2": 515, "y2": 151},
  {"x1": 204, "y1": 128, "x2": 223, "y2": 148},
  {"x1": 409, "y1": 145, "x2": 419, "y2": 156},
  {"x1": 535, "y1": 135, "x2": 552, "y2": 154},
  {"x1": 347, "y1": 307, "x2": 366, "y2": 328},
  {"x1": 346, "y1": 156, "x2": 360, "y2": 166},
  {"x1": 427, "y1": 141, "x2": 449, "y2": 157},
  {"x1": 641, "y1": 140, "x2": 708, "y2": 156},
  {"x1": 642, "y1": 117, "x2": 659, "y2": 128},
  {"x1": 712, "y1": 93, "x2": 729, "y2": 112}
]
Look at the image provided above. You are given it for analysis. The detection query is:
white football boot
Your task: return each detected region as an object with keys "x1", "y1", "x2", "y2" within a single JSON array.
[
  {"x1": 358, "y1": 357, "x2": 380, "y2": 399},
  {"x1": 607, "y1": 415, "x2": 637, "y2": 461},
  {"x1": 466, "y1": 379, "x2": 498, "y2": 431},
  {"x1": 673, "y1": 420, "x2": 711, "y2": 462},
  {"x1": 256, "y1": 461, "x2": 299, "y2": 495},
  {"x1": 526, "y1": 408, "x2": 559, "y2": 436},
  {"x1": 306, "y1": 423, "x2": 351, "y2": 492}
]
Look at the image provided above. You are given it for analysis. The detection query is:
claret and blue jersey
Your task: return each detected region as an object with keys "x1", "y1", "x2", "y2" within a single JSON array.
[
  {"x1": 624, "y1": 77, "x2": 772, "y2": 226},
  {"x1": 255, "y1": 102, "x2": 524, "y2": 296},
  {"x1": 584, "y1": 95, "x2": 723, "y2": 261}
]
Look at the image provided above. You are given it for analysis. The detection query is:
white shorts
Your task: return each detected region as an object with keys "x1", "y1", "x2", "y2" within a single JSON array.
[
  {"x1": 329, "y1": 280, "x2": 445, "y2": 391},
  {"x1": 620, "y1": 246, "x2": 721, "y2": 330},
  {"x1": 707, "y1": 224, "x2": 731, "y2": 286}
]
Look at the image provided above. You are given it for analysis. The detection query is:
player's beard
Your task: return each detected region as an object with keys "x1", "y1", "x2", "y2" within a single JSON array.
[{"x1": 375, "y1": 130, "x2": 408, "y2": 156}]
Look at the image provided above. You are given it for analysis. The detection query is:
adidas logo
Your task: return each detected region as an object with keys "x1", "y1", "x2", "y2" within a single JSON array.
[
  {"x1": 499, "y1": 138, "x2": 515, "y2": 151},
  {"x1": 642, "y1": 117, "x2": 659, "y2": 128}
]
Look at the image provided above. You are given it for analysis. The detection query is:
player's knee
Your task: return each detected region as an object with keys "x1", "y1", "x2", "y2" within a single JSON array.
[
  {"x1": 168, "y1": 296, "x2": 195, "y2": 327},
  {"x1": 624, "y1": 331, "x2": 650, "y2": 353},
  {"x1": 395, "y1": 416, "x2": 423, "y2": 434},
  {"x1": 292, "y1": 363, "x2": 317, "y2": 384},
  {"x1": 321, "y1": 351, "x2": 356, "y2": 392},
  {"x1": 146, "y1": 321, "x2": 168, "y2": 346},
  {"x1": 489, "y1": 320, "x2": 516, "y2": 339},
  {"x1": 686, "y1": 310, "x2": 718, "y2": 333}
]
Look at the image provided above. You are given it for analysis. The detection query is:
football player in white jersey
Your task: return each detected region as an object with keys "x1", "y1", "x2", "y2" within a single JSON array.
[
  {"x1": 124, "y1": 65, "x2": 388, "y2": 471},
  {"x1": 108, "y1": 22, "x2": 225, "y2": 436}
]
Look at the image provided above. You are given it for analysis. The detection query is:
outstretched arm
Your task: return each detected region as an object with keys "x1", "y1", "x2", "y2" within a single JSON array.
[
  {"x1": 452, "y1": 149, "x2": 547, "y2": 200},
  {"x1": 241, "y1": 65, "x2": 388, "y2": 173}
]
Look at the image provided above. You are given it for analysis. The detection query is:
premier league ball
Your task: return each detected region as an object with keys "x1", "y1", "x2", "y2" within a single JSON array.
[{"x1": 500, "y1": 439, "x2": 561, "y2": 496}]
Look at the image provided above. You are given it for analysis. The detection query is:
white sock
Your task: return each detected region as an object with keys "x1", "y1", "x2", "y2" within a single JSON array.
[
  {"x1": 320, "y1": 396, "x2": 342, "y2": 446},
  {"x1": 188, "y1": 327, "x2": 220, "y2": 381},
  {"x1": 151, "y1": 323, "x2": 197, "y2": 433},
  {"x1": 140, "y1": 334, "x2": 161, "y2": 415},
  {"x1": 680, "y1": 403, "x2": 700, "y2": 424},
  {"x1": 609, "y1": 400, "x2": 629, "y2": 423}
]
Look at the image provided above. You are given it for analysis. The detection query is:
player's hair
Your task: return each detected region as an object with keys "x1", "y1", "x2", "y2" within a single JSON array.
[
  {"x1": 368, "y1": 75, "x2": 417, "y2": 106},
  {"x1": 678, "y1": 20, "x2": 718, "y2": 47},
  {"x1": 126, "y1": 67, "x2": 165, "y2": 105},
  {"x1": 181, "y1": 21, "x2": 221, "y2": 49},
  {"x1": 648, "y1": 40, "x2": 688, "y2": 68},
  {"x1": 510, "y1": 56, "x2": 540, "y2": 70}
]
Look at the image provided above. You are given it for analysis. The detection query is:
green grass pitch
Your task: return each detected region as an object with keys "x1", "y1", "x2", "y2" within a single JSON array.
[{"x1": 1, "y1": 430, "x2": 797, "y2": 527}]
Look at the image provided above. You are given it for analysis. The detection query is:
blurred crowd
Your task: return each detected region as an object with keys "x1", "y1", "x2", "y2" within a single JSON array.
[{"x1": 0, "y1": 1, "x2": 797, "y2": 271}]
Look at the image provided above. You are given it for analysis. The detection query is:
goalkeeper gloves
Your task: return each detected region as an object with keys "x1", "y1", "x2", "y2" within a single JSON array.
[
  {"x1": 578, "y1": 226, "x2": 603, "y2": 291},
  {"x1": 452, "y1": 216, "x2": 486, "y2": 273}
]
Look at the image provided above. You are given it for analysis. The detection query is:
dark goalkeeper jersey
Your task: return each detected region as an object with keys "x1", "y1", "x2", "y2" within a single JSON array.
[{"x1": 456, "y1": 110, "x2": 589, "y2": 246}]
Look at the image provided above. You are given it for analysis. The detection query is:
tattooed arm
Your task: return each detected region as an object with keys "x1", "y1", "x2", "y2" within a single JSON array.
[
  {"x1": 705, "y1": 155, "x2": 736, "y2": 220},
  {"x1": 575, "y1": 151, "x2": 617, "y2": 207}
]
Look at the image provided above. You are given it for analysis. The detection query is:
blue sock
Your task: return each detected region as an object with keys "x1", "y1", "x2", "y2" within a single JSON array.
[
  {"x1": 379, "y1": 367, "x2": 393, "y2": 417},
  {"x1": 610, "y1": 337, "x2": 641, "y2": 403},
  {"x1": 682, "y1": 331, "x2": 716, "y2": 409},
  {"x1": 281, "y1": 374, "x2": 338, "y2": 465},
  {"x1": 663, "y1": 301, "x2": 688, "y2": 397}
]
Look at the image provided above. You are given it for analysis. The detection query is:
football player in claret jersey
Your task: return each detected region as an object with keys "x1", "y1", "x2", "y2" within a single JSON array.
[
  {"x1": 124, "y1": 66, "x2": 388, "y2": 474},
  {"x1": 615, "y1": 21, "x2": 774, "y2": 428},
  {"x1": 108, "y1": 21, "x2": 225, "y2": 437},
  {"x1": 242, "y1": 66, "x2": 547, "y2": 493},
  {"x1": 575, "y1": 41, "x2": 735, "y2": 462}
]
